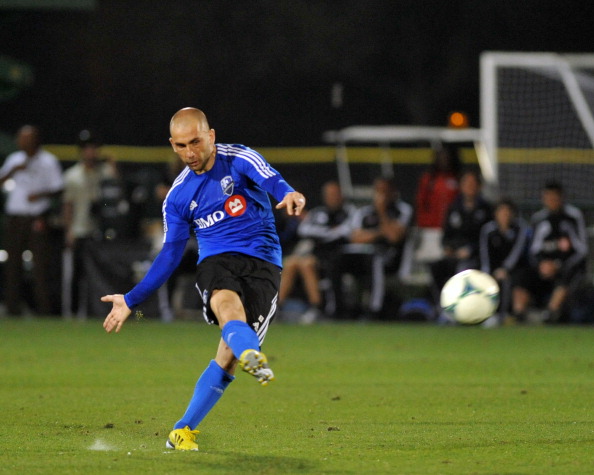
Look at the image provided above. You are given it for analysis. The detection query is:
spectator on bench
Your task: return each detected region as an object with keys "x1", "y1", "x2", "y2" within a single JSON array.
[
  {"x1": 429, "y1": 169, "x2": 493, "y2": 316},
  {"x1": 347, "y1": 177, "x2": 413, "y2": 320},
  {"x1": 512, "y1": 181, "x2": 588, "y2": 323},
  {"x1": 479, "y1": 198, "x2": 530, "y2": 325},
  {"x1": 279, "y1": 180, "x2": 356, "y2": 323}
]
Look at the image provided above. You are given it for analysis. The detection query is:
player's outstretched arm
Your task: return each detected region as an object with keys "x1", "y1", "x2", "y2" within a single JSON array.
[
  {"x1": 99, "y1": 240, "x2": 187, "y2": 333},
  {"x1": 101, "y1": 294, "x2": 132, "y2": 333},
  {"x1": 276, "y1": 191, "x2": 306, "y2": 216}
]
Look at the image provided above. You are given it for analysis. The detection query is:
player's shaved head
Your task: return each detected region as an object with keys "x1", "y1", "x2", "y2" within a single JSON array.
[
  {"x1": 170, "y1": 107, "x2": 210, "y2": 135},
  {"x1": 169, "y1": 107, "x2": 217, "y2": 174}
]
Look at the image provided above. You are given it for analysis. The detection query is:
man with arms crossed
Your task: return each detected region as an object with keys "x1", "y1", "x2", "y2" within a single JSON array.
[{"x1": 101, "y1": 108, "x2": 306, "y2": 451}]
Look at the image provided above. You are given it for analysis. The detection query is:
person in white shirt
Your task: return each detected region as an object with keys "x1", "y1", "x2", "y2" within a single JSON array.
[{"x1": 0, "y1": 125, "x2": 63, "y2": 315}]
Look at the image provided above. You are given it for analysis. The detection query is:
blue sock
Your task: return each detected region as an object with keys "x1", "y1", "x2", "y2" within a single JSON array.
[
  {"x1": 173, "y1": 360, "x2": 234, "y2": 430},
  {"x1": 221, "y1": 320, "x2": 260, "y2": 359}
]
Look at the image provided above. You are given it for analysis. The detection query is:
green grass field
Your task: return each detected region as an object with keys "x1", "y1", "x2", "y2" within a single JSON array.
[{"x1": 1, "y1": 319, "x2": 593, "y2": 474}]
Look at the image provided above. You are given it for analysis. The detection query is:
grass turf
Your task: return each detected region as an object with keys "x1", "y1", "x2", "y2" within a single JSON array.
[{"x1": 0, "y1": 319, "x2": 593, "y2": 474}]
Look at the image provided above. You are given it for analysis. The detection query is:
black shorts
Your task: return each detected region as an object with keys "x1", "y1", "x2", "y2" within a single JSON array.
[
  {"x1": 513, "y1": 266, "x2": 555, "y2": 306},
  {"x1": 514, "y1": 263, "x2": 586, "y2": 306},
  {"x1": 196, "y1": 253, "x2": 281, "y2": 345}
]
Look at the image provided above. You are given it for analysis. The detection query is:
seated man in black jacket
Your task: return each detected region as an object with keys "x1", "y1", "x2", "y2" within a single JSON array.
[
  {"x1": 430, "y1": 169, "x2": 493, "y2": 307},
  {"x1": 278, "y1": 181, "x2": 356, "y2": 323},
  {"x1": 346, "y1": 177, "x2": 413, "y2": 319}
]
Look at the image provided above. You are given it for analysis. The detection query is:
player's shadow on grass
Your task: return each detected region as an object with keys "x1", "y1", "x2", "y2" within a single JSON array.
[{"x1": 190, "y1": 451, "x2": 318, "y2": 473}]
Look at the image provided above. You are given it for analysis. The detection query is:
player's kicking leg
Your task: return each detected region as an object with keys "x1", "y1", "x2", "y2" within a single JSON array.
[
  {"x1": 220, "y1": 317, "x2": 275, "y2": 385},
  {"x1": 213, "y1": 284, "x2": 276, "y2": 386}
]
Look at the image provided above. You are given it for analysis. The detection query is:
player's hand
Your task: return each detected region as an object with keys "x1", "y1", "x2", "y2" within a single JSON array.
[
  {"x1": 101, "y1": 294, "x2": 132, "y2": 333},
  {"x1": 276, "y1": 191, "x2": 306, "y2": 216}
]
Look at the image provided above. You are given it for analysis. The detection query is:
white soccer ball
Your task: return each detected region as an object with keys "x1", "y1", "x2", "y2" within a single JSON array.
[{"x1": 440, "y1": 269, "x2": 500, "y2": 324}]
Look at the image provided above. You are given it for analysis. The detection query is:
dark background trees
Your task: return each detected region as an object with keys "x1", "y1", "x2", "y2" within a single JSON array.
[{"x1": 1, "y1": 1, "x2": 592, "y2": 146}]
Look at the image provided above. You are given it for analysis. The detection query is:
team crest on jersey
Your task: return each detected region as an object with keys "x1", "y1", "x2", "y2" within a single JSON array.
[
  {"x1": 225, "y1": 195, "x2": 247, "y2": 217},
  {"x1": 220, "y1": 176, "x2": 234, "y2": 196}
]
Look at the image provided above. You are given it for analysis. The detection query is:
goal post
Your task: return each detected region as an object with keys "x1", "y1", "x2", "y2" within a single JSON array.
[
  {"x1": 322, "y1": 125, "x2": 486, "y2": 201},
  {"x1": 480, "y1": 51, "x2": 594, "y2": 206}
]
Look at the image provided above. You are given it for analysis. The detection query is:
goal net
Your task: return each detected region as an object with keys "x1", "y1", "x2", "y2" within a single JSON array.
[{"x1": 480, "y1": 52, "x2": 594, "y2": 207}]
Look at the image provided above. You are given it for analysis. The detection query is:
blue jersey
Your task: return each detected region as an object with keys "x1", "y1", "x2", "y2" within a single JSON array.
[
  {"x1": 163, "y1": 143, "x2": 293, "y2": 268},
  {"x1": 124, "y1": 144, "x2": 294, "y2": 308}
]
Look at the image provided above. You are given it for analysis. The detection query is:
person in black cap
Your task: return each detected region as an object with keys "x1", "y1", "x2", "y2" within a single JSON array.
[{"x1": 61, "y1": 130, "x2": 118, "y2": 317}]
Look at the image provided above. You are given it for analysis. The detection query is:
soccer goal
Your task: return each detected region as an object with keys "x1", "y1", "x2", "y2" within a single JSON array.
[{"x1": 480, "y1": 51, "x2": 594, "y2": 207}]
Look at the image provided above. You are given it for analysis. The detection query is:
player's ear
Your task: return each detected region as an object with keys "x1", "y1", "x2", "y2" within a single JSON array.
[
  {"x1": 209, "y1": 129, "x2": 215, "y2": 143},
  {"x1": 169, "y1": 137, "x2": 176, "y2": 150}
]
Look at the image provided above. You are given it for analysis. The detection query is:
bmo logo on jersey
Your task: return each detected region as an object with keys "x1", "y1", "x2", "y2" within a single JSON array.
[
  {"x1": 194, "y1": 210, "x2": 225, "y2": 229},
  {"x1": 225, "y1": 195, "x2": 247, "y2": 217},
  {"x1": 193, "y1": 195, "x2": 247, "y2": 229}
]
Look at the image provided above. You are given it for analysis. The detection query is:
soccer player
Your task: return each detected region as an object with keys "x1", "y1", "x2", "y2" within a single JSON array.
[{"x1": 101, "y1": 107, "x2": 306, "y2": 451}]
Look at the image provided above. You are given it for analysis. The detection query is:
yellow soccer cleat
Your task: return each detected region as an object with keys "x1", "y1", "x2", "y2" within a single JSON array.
[
  {"x1": 239, "y1": 349, "x2": 275, "y2": 386},
  {"x1": 166, "y1": 426, "x2": 200, "y2": 451}
]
